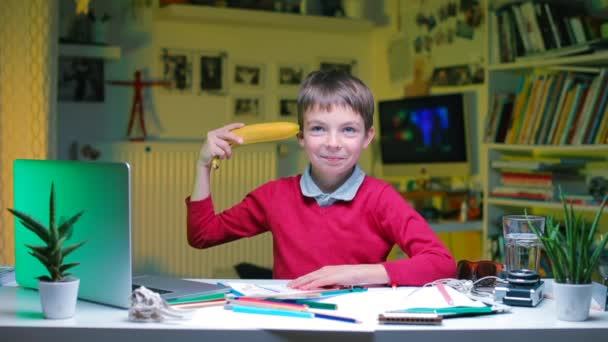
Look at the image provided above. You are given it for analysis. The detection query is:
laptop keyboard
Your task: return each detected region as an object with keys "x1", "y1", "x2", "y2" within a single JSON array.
[{"x1": 132, "y1": 284, "x2": 172, "y2": 294}]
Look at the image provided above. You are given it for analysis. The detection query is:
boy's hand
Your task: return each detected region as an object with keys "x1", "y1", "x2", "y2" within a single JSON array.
[
  {"x1": 198, "y1": 122, "x2": 245, "y2": 167},
  {"x1": 287, "y1": 264, "x2": 389, "y2": 290}
]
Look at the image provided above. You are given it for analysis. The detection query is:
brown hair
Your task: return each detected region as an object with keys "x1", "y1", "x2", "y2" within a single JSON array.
[{"x1": 297, "y1": 70, "x2": 374, "y2": 131}]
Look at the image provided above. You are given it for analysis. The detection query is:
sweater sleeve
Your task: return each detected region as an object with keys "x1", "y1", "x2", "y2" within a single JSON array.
[
  {"x1": 185, "y1": 185, "x2": 271, "y2": 249},
  {"x1": 376, "y1": 185, "x2": 456, "y2": 286}
]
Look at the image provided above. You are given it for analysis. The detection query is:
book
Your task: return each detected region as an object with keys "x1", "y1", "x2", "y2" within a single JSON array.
[
  {"x1": 0, "y1": 266, "x2": 15, "y2": 286},
  {"x1": 515, "y1": 38, "x2": 608, "y2": 62}
]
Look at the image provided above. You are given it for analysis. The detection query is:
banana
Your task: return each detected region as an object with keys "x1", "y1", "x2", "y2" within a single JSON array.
[{"x1": 211, "y1": 122, "x2": 300, "y2": 169}]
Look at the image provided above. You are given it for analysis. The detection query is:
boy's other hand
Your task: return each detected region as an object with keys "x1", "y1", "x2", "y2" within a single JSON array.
[
  {"x1": 198, "y1": 122, "x2": 245, "y2": 167},
  {"x1": 287, "y1": 264, "x2": 389, "y2": 290}
]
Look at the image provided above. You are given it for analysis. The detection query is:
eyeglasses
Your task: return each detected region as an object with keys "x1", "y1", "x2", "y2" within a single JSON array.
[{"x1": 457, "y1": 260, "x2": 504, "y2": 286}]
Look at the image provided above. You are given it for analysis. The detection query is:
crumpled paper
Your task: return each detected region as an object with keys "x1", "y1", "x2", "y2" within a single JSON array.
[{"x1": 128, "y1": 286, "x2": 191, "y2": 322}]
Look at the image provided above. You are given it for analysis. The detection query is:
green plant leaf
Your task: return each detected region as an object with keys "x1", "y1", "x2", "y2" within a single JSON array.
[
  {"x1": 58, "y1": 211, "x2": 85, "y2": 238},
  {"x1": 11, "y1": 184, "x2": 86, "y2": 283},
  {"x1": 62, "y1": 241, "x2": 87, "y2": 259},
  {"x1": 28, "y1": 249, "x2": 49, "y2": 265},
  {"x1": 60, "y1": 262, "x2": 80, "y2": 273},
  {"x1": 49, "y1": 182, "x2": 56, "y2": 241},
  {"x1": 6, "y1": 209, "x2": 50, "y2": 244}
]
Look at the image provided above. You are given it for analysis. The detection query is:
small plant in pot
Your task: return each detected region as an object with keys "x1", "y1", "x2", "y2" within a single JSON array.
[
  {"x1": 527, "y1": 191, "x2": 608, "y2": 321},
  {"x1": 7, "y1": 183, "x2": 86, "y2": 319}
]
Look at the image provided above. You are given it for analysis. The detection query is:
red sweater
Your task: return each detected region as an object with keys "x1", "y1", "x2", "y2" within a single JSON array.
[{"x1": 186, "y1": 175, "x2": 456, "y2": 286}]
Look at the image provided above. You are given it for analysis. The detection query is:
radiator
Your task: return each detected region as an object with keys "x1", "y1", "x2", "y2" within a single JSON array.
[{"x1": 90, "y1": 141, "x2": 277, "y2": 279}]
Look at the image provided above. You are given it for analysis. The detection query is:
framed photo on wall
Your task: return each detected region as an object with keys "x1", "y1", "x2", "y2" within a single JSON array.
[
  {"x1": 160, "y1": 48, "x2": 193, "y2": 93},
  {"x1": 232, "y1": 95, "x2": 263, "y2": 121},
  {"x1": 58, "y1": 57, "x2": 104, "y2": 102},
  {"x1": 279, "y1": 98, "x2": 298, "y2": 117},
  {"x1": 431, "y1": 64, "x2": 471, "y2": 86},
  {"x1": 318, "y1": 58, "x2": 357, "y2": 75},
  {"x1": 232, "y1": 61, "x2": 264, "y2": 87},
  {"x1": 278, "y1": 63, "x2": 307, "y2": 87},
  {"x1": 199, "y1": 51, "x2": 228, "y2": 94}
]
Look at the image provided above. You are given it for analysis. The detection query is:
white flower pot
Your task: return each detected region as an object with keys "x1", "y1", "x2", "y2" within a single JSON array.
[
  {"x1": 553, "y1": 282, "x2": 592, "y2": 322},
  {"x1": 38, "y1": 278, "x2": 80, "y2": 319}
]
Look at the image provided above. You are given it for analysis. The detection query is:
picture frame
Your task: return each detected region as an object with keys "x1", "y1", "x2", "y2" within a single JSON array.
[
  {"x1": 232, "y1": 95, "x2": 263, "y2": 121},
  {"x1": 160, "y1": 48, "x2": 193, "y2": 93},
  {"x1": 199, "y1": 51, "x2": 228, "y2": 94},
  {"x1": 278, "y1": 63, "x2": 307, "y2": 87},
  {"x1": 279, "y1": 98, "x2": 298, "y2": 117},
  {"x1": 318, "y1": 58, "x2": 357, "y2": 75},
  {"x1": 232, "y1": 61, "x2": 264, "y2": 87},
  {"x1": 58, "y1": 57, "x2": 104, "y2": 102},
  {"x1": 431, "y1": 65, "x2": 472, "y2": 86}
]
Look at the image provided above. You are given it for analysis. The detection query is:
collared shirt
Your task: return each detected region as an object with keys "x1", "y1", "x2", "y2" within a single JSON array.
[{"x1": 300, "y1": 164, "x2": 366, "y2": 207}]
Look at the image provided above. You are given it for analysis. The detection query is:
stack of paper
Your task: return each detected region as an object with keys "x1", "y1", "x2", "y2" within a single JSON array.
[{"x1": 0, "y1": 266, "x2": 15, "y2": 286}]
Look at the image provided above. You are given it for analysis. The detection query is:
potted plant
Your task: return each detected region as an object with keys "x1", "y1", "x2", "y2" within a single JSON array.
[
  {"x1": 7, "y1": 183, "x2": 86, "y2": 319},
  {"x1": 527, "y1": 191, "x2": 608, "y2": 321}
]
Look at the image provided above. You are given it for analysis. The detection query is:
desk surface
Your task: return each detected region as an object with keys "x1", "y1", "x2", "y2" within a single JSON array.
[{"x1": 1, "y1": 280, "x2": 607, "y2": 342}]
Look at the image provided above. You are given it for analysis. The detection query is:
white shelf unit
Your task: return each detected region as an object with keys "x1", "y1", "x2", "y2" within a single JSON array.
[
  {"x1": 155, "y1": 4, "x2": 374, "y2": 32},
  {"x1": 483, "y1": 143, "x2": 608, "y2": 257},
  {"x1": 59, "y1": 43, "x2": 121, "y2": 60},
  {"x1": 482, "y1": 0, "x2": 608, "y2": 258}
]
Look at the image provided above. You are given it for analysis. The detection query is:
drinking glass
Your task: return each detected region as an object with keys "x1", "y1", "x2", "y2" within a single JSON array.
[{"x1": 502, "y1": 215, "x2": 545, "y2": 274}]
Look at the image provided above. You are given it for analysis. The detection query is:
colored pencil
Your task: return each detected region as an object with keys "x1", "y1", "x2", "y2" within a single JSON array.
[
  {"x1": 230, "y1": 297, "x2": 308, "y2": 311},
  {"x1": 230, "y1": 304, "x2": 314, "y2": 319}
]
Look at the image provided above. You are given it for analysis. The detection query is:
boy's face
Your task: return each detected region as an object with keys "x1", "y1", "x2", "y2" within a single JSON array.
[{"x1": 298, "y1": 105, "x2": 374, "y2": 185}]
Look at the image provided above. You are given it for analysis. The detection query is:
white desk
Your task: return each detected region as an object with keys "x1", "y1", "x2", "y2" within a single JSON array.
[{"x1": 1, "y1": 280, "x2": 607, "y2": 342}]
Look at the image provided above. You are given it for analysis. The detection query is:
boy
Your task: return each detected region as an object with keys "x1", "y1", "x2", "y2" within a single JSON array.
[{"x1": 187, "y1": 70, "x2": 455, "y2": 289}]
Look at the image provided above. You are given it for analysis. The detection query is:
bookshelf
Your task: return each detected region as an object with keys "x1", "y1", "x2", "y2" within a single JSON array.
[{"x1": 482, "y1": 0, "x2": 608, "y2": 260}]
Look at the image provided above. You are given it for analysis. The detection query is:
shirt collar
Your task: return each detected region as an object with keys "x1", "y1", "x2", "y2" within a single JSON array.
[{"x1": 300, "y1": 164, "x2": 366, "y2": 205}]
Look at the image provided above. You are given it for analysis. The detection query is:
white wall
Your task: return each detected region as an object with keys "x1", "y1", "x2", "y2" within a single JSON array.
[{"x1": 57, "y1": 1, "x2": 383, "y2": 173}]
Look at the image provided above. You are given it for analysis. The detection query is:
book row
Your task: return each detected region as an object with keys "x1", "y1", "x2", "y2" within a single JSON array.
[
  {"x1": 484, "y1": 68, "x2": 608, "y2": 145},
  {"x1": 491, "y1": 0, "x2": 607, "y2": 63}
]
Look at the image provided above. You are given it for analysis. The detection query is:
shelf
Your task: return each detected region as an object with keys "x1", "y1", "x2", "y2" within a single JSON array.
[
  {"x1": 430, "y1": 84, "x2": 484, "y2": 94},
  {"x1": 155, "y1": 4, "x2": 374, "y2": 33},
  {"x1": 59, "y1": 43, "x2": 121, "y2": 60},
  {"x1": 485, "y1": 143, "x2": 608, "y2": 152},
  {"x1": 429, "y1": 220, "x2": 483, "y2": 233},
  {"x1": 486, "y1": 197, "x2": 605, "y2": 212},
  {"x1": 488, "y1": 50, "x2": 608, "y2": 71}
]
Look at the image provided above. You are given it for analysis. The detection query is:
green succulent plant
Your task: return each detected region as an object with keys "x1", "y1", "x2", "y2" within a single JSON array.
[
  {"x1": 7, "y1": 183, "x2": 86, "y2": 282},
  {"x1": 527, "y1": 191, "x2": 608, "y2": 284}
]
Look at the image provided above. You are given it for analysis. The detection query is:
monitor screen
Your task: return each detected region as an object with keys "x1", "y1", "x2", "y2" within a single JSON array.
[{"x1": 378, "y1": 93, "x2": 469, "y2": 178}]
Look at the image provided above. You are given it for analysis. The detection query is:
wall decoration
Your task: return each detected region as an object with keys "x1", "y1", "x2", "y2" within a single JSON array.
[
  {"x1": 318, "y1": 58, "x2": 357, "y2": 75},
  {"x1": 232, "y1": 95, "x2": 263, "y2": 121},
  {"x1": 402, "y1": 0, "x2": 485, "y2": 73},
  {"x1": 106, "y1": 70, "x2": 170, "y2": 141},
  {"x1": 58, "y1": 57, "x2": 104, "y2": 102},
  {"x1": 160, "y1": 48, "x2": 193, "y2": 93},
  {"x1": 200, "y1": 52, "x2": 227, "y2": 93},
  {"x1": 232, "y1": 62, "x2": 264, "y2": 87},
  {"x1": 279, "y1": 98, "x2": 298, "y2": 117},
  {"x1": 278, "y1": 63, "x2": 307, "y2": 86},
  {"x1": 431, "y1": 64, "x2": 471, "y2": 86}
]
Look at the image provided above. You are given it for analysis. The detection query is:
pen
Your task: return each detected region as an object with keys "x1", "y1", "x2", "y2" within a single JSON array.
[
  {"x1": 434, "y1": 281, "x2": 454, "y2": 306},
  {"x1": 288, "y1": 300, "x2": 337, "y2": 310},
  {"x1": 230, "y1": 304, "x2": 314, "y2": 319},
  {"x1": 312, "y1": 312, "x2": 361, "y2": 324}
]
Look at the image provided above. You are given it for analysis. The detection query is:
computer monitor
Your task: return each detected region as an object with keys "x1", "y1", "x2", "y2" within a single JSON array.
[{"x1": 377, "y1": 93, "x2": 470, "y2": 178}]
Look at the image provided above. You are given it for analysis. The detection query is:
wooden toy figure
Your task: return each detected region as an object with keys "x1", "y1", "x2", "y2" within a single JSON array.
[{"x1": 107, "y1": 70, "x2": 169, "y2": 141}]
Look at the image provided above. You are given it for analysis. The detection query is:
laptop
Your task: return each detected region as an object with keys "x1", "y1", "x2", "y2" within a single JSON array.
[{"x1": 13, "y1": 159, "x2": 229, "y2": 308}]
